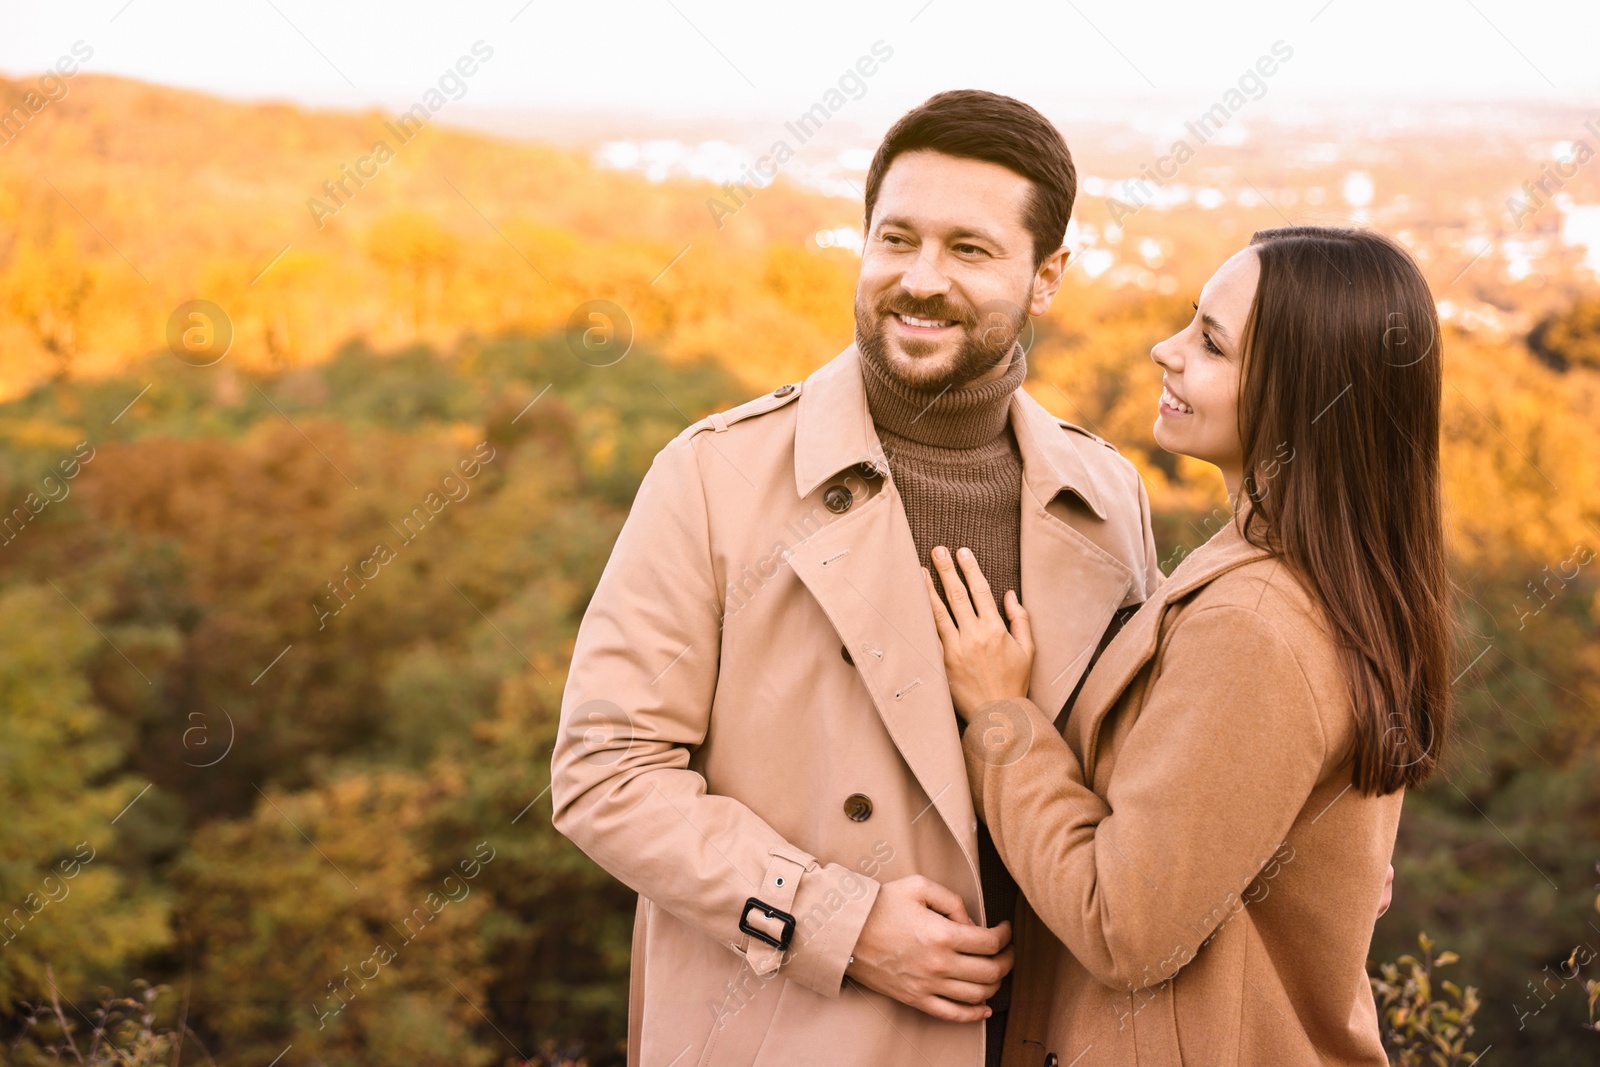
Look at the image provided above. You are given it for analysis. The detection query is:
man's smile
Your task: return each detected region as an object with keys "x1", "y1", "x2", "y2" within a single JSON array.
[{"x1": 891, "y1": 311, "x2": 961, "y2": 334}]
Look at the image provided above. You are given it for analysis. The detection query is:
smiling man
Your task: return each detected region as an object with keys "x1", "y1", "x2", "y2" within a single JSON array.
[{"x1": 552, "y1": 90, "x2": 1161, "y2": 1066}]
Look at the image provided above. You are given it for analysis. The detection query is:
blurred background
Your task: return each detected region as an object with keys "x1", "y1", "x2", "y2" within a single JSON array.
[{"x1": 1, "y1": 1, "x2": 1598, "y2": 1063}]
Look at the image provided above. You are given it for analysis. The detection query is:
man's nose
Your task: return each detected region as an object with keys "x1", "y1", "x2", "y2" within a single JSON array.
[{"x1": 900, "y1": 251, "x2": 951, "y2": 300}]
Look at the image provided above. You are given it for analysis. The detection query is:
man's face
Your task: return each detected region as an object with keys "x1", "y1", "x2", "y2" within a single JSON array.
[{"x1": 855, "y1": 150, "x2": 1063, "y2": 391}]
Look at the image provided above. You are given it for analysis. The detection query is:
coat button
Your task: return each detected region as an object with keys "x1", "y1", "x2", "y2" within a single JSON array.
[
  {"x1": 823, "y1": 485, "x2": 852, "y2": 513},
  {"x1": 1044, "y1": 1056, "x2": 1058, "y2": 1067},
  {"x1": 773, "y1": 383, "x2": 796, "y2": 397},
  {"x1": 855, "y1": 460, "x2": 881, "y2": 479},
  {"x1": 843, "y1": 793, "x2": 873, "y2": 821},
  {"x1": 840, "y1": 644, "x2": 853, "y2": 666}
]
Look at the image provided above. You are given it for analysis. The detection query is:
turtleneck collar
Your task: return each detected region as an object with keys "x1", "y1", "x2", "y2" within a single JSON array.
[{"x1": 859, "y1": 340, "x2": 1027, "y2": 449}]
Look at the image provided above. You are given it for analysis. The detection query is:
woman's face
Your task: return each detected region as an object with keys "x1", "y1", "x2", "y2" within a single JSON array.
[{"x1": 1149, "y1": 247, "x2": 1260, "y2": 493}]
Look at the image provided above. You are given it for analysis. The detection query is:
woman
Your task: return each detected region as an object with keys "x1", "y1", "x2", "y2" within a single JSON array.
[{"x1": 923, "y1": 226, "x2": 1452, "y2": 1065}]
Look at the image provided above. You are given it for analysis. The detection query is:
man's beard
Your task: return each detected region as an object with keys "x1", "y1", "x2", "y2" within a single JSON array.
[{"x1": 855, "y1": 287, "x2": 1031, "y2": 391}]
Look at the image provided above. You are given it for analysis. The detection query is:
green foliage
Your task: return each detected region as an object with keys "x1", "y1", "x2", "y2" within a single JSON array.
[
  {"x1": 1529, "y1": 294, "x2": 1600, "y2": 372},
  {"x1": 4, "y1": 73, "x2": 1597, "y2": 1065},
  {"x1": 0, "y1": 332, "x2": 738, "y2": 1061},
  {"x1": 8, "y1": 976, "x2": 183, "y2": 1067},
  {"x1": 0, "y1": 583, "x2": 170, "y2": 1007},
  {"x1": 177, "y1": 770, "x2": 496, "y2": 1067},
  {"x1": 1371, "y1": 934, "x2": 1484, "y2": 1066}
]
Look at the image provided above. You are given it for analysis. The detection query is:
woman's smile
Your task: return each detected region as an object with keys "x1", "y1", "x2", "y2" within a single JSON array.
[{"x1": 1158, "y1": 379, "x2": 1193, "y2": 417}]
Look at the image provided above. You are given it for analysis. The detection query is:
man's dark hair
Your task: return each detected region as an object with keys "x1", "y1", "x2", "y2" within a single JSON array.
[{"x1": 862, "y1": 89, "x2": 1077, "y2": 269}]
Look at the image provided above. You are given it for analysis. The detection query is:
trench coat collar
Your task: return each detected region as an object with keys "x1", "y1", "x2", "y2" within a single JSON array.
[
  {"x1": 1160, "y1": 510, "x2": 1274, "y2": 600},
  {"x1": 1066, "y1": 512, "x2": 1276, "y2": 781},
  {"x1": 794, "y1": 343, "x2": 1108, "y2": 520}
]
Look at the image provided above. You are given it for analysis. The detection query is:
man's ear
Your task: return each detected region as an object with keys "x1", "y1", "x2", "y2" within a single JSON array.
[{"x1": 1029, "y1": 246, "x2": 1071, "y2": 316}]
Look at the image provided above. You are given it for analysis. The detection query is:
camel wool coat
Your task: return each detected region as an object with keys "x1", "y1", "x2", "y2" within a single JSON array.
[
  {"x1": 963, "y1": 517, "x2": 1404, "y2": 1067},
  {"x1": 551, "y1": 344, "x2": 1161, "y2": 1067}
]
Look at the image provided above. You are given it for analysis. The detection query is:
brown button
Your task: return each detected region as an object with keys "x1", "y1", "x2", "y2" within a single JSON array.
[
  {"x1": 855, "y1": 460, "x2": 882, "y2": 480},
  {"x1": 773, "y1": 383, "x2": 796, "y2": 397},
  {"x1": 840, "y1": 644, "x2": 854, "y2": 666},
  {"x1": 823, "y1": 485, "x2": 852, "y2": 513},
  {"x1": 843, "y1": 793, "x2": 873, "y2": 822}
]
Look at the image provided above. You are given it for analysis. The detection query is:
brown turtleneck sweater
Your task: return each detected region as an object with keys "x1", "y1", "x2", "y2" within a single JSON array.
[
  {"x1": 860, "y1": 343, "x2": 1026, "y2": 621},
  {"x1": 859, "y1": 339, "x2": 1025, "y2": 1050}
]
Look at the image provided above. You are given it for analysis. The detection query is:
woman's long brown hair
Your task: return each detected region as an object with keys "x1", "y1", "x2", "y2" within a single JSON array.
[{"x1": 1237, "y1": 226, "x2": 1452, "y2": 795}]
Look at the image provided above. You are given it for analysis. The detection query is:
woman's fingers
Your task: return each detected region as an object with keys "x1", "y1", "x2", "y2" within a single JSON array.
[
  {"x1": 930, "y1": 546, "x2": 978, "y2": 626},
  {"x1": 953, "y1": 548, "x2": 996, "y2": 622},
  {"x1": 922, "y1": 567, "x2": 958, "y2": 644},
  {"x1": 1005, "y1": 591, "x2": 1034, "y2": 656}
]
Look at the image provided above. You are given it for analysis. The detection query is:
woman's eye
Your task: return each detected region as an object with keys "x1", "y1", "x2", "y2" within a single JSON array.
[{"x1": 1202, "y1": 333, "x2": 1223, "y2": 356}]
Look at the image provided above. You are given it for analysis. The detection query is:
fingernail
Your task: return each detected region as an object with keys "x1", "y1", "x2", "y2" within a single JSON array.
[
  {"x1": 958, "y1": 547, "x2": 971, "y2": 560},
  {"x1": 933, "y1": 546, "x2": 948, "y2": 561}
]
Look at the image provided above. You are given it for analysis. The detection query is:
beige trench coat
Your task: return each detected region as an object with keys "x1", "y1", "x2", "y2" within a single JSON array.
[
  {"x1": 551, "y1": 344, "x2": 1161, "y2": 1066},
  {"x1": 963, "y1": 518, "x2": 1404, "y2": 1066}
]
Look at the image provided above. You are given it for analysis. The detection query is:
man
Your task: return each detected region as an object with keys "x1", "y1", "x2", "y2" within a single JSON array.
[{"x1": 551, "y1": 90, "x2": 1160, "y2": 1066}]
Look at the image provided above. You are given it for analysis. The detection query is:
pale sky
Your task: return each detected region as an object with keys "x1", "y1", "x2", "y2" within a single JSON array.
[{"x1": 3, "y1": 0, "x2": 1595, "y2": 124}]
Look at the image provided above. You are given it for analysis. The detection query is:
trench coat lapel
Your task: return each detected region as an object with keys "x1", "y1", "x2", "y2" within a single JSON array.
[
  {"x1": 1010, "y1": 388, "x2": 1141, "y2": 719},
  {"x1": 788, "y1": 346, "x2": 980, "y2": 877},
  {"x1": 785, "y1": 345, "x2": 1169, "y2": 892},
  {"x1": 1065, "y1": 517, "x2": 1274, "y2": 782}
]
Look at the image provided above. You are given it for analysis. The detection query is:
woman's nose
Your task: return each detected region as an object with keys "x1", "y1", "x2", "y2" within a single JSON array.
[{"x1": 1150, "y1": 333, "x2": 1180, "y2": 371}]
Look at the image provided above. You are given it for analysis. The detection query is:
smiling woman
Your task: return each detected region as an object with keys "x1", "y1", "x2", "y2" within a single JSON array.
[
  {"x1": 925, "y1": 224, "x2": 1452, "y2": 1066},
  {"x1": 1149, "y1": 250, "x2": 1260, "y2": 480}
]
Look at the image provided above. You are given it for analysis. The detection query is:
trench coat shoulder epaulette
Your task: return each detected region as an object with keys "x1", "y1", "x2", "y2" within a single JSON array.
[
  {"x1": 1055, "y1": 417, "x2": 1121, "y2": 454},
  {"x1": 675, "y1": 381, "x2": 804, "y2": 442}
]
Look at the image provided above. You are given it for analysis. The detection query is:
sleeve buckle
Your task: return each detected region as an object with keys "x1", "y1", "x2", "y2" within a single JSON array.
[{"x1": 739, "y1": 897, "x2": 796, "y2": 952}]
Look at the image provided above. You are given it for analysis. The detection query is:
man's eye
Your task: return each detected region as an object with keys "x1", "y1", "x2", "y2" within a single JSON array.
[
  {"x1": 882, "y1": 233, "x2": 909, "y2": 246},
  {"x1": 954, "y1": 244, "x2": 986, "y2": 256}
]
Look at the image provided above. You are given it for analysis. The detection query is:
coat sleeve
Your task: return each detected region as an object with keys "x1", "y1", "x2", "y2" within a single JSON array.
[
  {"x1": 962, "y1": 603, "x2": 1328, "y2": 991},
  {"x1": 550, "y1": 433, "x2": 878, "y2": 998}
]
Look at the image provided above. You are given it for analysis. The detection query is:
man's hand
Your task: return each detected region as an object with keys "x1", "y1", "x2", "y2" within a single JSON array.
[
  {"x1": 844, "y1": 874, "x2": 1013, "y2": 1023},
  {"x1": 1377, "y1": 863, "x2": 1394, "y2": 920}
]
